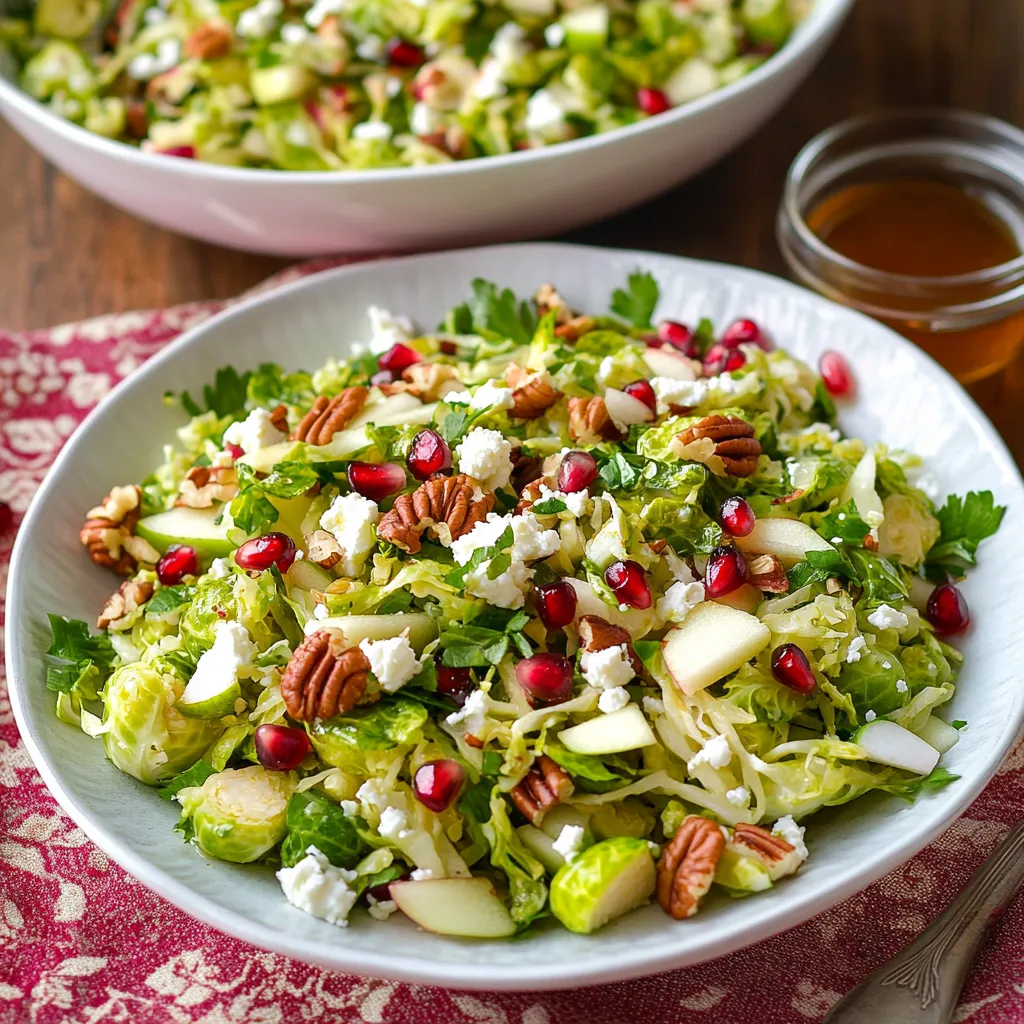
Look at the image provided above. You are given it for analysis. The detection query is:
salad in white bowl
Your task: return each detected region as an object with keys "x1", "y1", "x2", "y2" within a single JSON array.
[{"x1": 47, "y1": 271, "x2": 1002, "y2": 939}]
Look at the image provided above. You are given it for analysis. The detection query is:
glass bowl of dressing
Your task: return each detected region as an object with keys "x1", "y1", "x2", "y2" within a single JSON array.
[{"x1": 777, "y1": 109, "x2": 1024, "y2": 383}]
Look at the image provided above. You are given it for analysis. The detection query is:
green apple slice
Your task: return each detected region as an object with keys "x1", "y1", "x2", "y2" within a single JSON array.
[
  {"x1": 390, "y1": 877, "x2": 517, "y2": 938},
  {"x1": 516, "y1": 825, "x2": 565, "y2": 874},
  {"x1": 251, "y1": 65, "x2": 317, "y2": 106},
  {"x1": 238, "y1": 440, "x2": 301, "y2": 474},
  {"x1": 287, "y1": 560, "x2": 334, "y2": 593},
  {"x1": 734, "y1": 517, "x2": 834, "y2": 568},
  {"x1": 177, "y1": 672, "x2": 241, "y2": 720},
  {"x1": 558, "y1": 705, "x2": 656, "y2": 755},
  {"x1": 549, "y1": 837, "x2": 655, "y2": 934},
  {"x1": 307, "y1": 612, "x2": 437, "y2": 651},
  {"x1": 917, "y1": 715, "x2": 960, "y2": 754},
  {"x1": 560, "y1": 4, "x2": 609, "y2": 53},
  {"x1": 853, "y1": 719, "x2": 941, "y2": 776},
  {"x1": 136, "y1": 506, "x2": 234, "y2": 559}
]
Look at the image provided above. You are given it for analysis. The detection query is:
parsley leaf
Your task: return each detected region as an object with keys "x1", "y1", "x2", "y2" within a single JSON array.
[
  {"x1": 597, "y1": 450, "x2": 642, "y2": 491},
  {"x1": 146, "y1": 585, "x2": 195, "y2": 617},
  {"x1": 246, "y1": 363, "x2": 314, "y2": 408},
  {"x1": 530, "y1": 496, "x2": 566, "y2": 515},
  {"x1": 926, "y1": 491, "x2": 1006, "y2": 570},
  {"x1": 230, "y1": 463, "x2": 281, "y2": 535},
  {"x1": 444, "y1": 525, "x2": 513, "y2": 588},
  {"x1": 157, "y1": 760, "x2": 215, "y2": 800},
  {"x1": 951, "y1": 720, "x2": 967, "y2": 730},
  {"x1": 439, "y1": 410, "x2": 469, "y2": 445},
  {"x1": 816, "y1": 499, "x2": 871, "y2": 547},
  {"x1": 258, "y1": 461, "x2": 320, "y2": 498},
  {"x1": 848, "y1": 548, "x2": 909, "y2": 607},
  {"x1": 882, "y1": 765, "x2": 960, "y2": 801},
  {"x1": 375, "y1": 590, "x2": 414, "y2": 615},
  {"x1": 467, "y1": 279, "x2": 533, "y2": 343},
  {"x1": 610, "y1": 271, "x2": 659, "y2": 330},
  {"x1": 181, "y1": 366, "x2": 251, "y2": 419},
  {"x1": 787, "y1": 548, "x2": 857, "y2": 589}
]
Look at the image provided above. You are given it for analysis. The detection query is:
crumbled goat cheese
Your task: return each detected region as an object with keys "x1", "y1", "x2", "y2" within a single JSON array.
[
  {"x1": 445, "y1": 688, "x2": 493, "y2": 737},
  {"x1": 359, "y1": 634, "x2": 422, "y2": 693},
  {"x1": 208, "y1": 557, "x2": 232, "y2": 579},
  {"x1": 319, "y1": 493, "x2": 380, "y2": 576},
  {"x1": 598, "y1": 686, "x2": 630, "y2": 714},
  {"x1": 313, "y1": 603, "x2": 330, "y2": 620},
  {"x1": 340, "y1": 800, "x2": 359, "y2": 817},
  {"x1": 867, "y1": 604, "x2": 910, "y2": 631},
  {"x1": 472, "y1": 58, "x2": 506, "y2": 100},
  {"x1": 726, "y1": 786, "x2": 750, "y2": 807},
  {"x1": 536, "y1": 483, "x2": 590, "y2": 518},
  {"x1": 544, "y1": 22, "x2": 565, "y2": 46},
  {"x1": 651, "y1": 376, "x2": 707, "y2": 414},
  {"x1": 657, "y1": 580, "x2": 706, "y2": 624},
  {"x1": 525, "y1": 87, "x2": 572, "y2": 138},
  {"x1": 489, "y1": 20, "x2": 529, "y2": 66},
  {"x1": 690, "y1": 734, "x2": 732, "y2": 770},
  {"x1": 353, "y1": 120, "x2": 394, "y2": 142},
  {"x1": 222, "y1": 407, "x2": 287, "y2": 455},
  {"x1": 237, "y1": 0, "x2": 283, "y2": 37},
  {"x1": 410, "y1": 101, "x2": 444, "y2": 137},
  {"x1": 410, "y1": 868, "x2": 435, "y2": 881},
  {"x1": 772, "y1": 815, "x2": 809, "y2": 861},
  {"x1": 596, "y1": 355, "x2": 617, "y2": 387},
  {"x1": 280, "y1": 21, "x2": 311, "y2": 43},
  {"x1": 367, "y1": 897, "x2": 398, "y2": 920},
  {"x1": 466, "y1": 558, "x2": 532, "y2": 608},
  {"x1": 366, "y1": 305, "x2": 413, "y2": 353},
  {"x1": 864, "y1": 710, "x2": 877, "y2": 722},
  {"x1": 355, "y1": 34, "x2": 384, "y2": 61},
  {"x1": 378, "y1": 805, "x2": 411, "y2": 841},
  {"x1": 304, "y1": 0, "x2": 347, "y2": 28},
  {"x1": 469, "y1": 381, "x2": 514, "y2": 411},
  {"x1": 285, "y1": 120, "x2": 311, "y2": 147},
  {"x1": 896, "y1": 678, "x2": 909, "y2": 693},
  {"x1": 127, "y1": 36, "x2": 181, "y2": 79},
  {"x1": 277, "y1": 846, "x2": 359, "y2": 927},
  {"x1": 451, "y1": 511, "x2": 559, "y2": 565},
  {"x1": 552, "y1": 824, "x2": 585, "y2": 863},
  {"x1": 642, "y1": 696, "x2": 665, "y2": 716},
  {"x1": 455, "y1": 427, "x2": 514, "y2": 492},
  {"x1": 355, "y1": 778, "x2": 391, "y2": 817},
  {"x1": 846, "y1": 635, "x2": 866, "y2": 663},
  {"x1": 581, "y1": 644, "x2": 635, "y2": 691},
  {"x1": 187, "y1": 620, "x2": 255, "y2": 697}
]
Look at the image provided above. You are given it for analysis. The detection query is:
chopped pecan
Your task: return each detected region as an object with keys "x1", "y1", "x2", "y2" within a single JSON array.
[
  {"x1": 515, "y1": 479, "x2": 545, "y2": 515},
  {"x1": 863, "y1": 533, "x2": 879, "y2": 551},
  {"x1": 505, "y1": 365, "x2": 562, "y2": 419},
  {"x1": 510, "y1": 448, "x2": 544, "y2": 495},
  {"x1": 268, "y1": 403, "x2": 289, "y2": 434},
  {"x1": 731, "y1": 822, "x2": 803, "y2": 880},
  {"x1": 510, "y1": 755, "x2": 574, "y2": 826},
  {"x1": 746, "y1": 552, "x2": 789, "y2": 593},
  {"x1": 534, "y1": 283, "x2": 573, "y2": 325},
  {"x1": 377, "y1": 473, "x2": 493, "y2": 554},
  {"x1": 183, "y1": 19, "x2": 233, "y2": 59},
  {"x1": 281, "y1": 629, "x2": 371, "y2": 721},
  {"x1": 673, "y1": 415, "x2": 762, "y2": 477},
  {"x1": 97, "y1": 579, "x2": 154, "y2": 630},
  {"x1": 568, "y1": 396, "x2": 624, "y2": 443},
  {"x1": 291, "y1": 387, "x2": 368, "y2": 445},
  {"x1": 576, "y1": 615, "x2": 642, "y2": 677},
  {"x1": 403, "y1": 362, "x2": 462, "y2": 401},
  {"x1": 647, "y1": 538, "x2": 668, "y2": 554},
  {"x1": 174, "y1": 465, "x2": 238, "y2": 509},
  {"x1": 554, "y1": 316, "x2": 596, "y2": 342},
  {"x1": 304, "y1": 529, "x2": 342, "y2": 570},
  {"x1": 80, "y1": 485, "x2": 159, "y2": 575},
  {"x1": 657, "y1": 815, "x2": 726, "y2": 920}
]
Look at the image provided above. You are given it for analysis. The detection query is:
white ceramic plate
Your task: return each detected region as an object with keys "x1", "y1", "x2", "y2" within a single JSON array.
[
  {"x1": 7, "y1": 243, "x2": 1024, "y2": 990},
  {"x1": 0, "y1": 1, "x2": 852, "y2": 255}
]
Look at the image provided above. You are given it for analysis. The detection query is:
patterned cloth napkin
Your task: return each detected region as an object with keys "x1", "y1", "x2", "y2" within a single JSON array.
[{"x1": 3, "y1": 261, "x2": 1024, "y2": 1024}]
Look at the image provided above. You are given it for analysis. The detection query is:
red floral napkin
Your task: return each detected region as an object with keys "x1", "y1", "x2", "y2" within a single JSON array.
[{"x1": 3, "y1": 262, "x2": 1024, "y2": 1024}]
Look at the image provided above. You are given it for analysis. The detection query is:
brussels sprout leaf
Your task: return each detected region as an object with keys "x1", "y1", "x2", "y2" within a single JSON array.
[
  {"x1": 158, "y1": 759, "x2": 216, "y2": 800},
  {"x1": 280, "y1": 790, "x2": 367, "y2": 869}
]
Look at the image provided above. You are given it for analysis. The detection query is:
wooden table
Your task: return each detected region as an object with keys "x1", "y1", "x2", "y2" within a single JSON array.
[{"x1": 2, "y1": 0, "x2": 1022, "y2": 462}]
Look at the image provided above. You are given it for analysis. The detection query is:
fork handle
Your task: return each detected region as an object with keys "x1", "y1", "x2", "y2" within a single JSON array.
[{"x1": 823, "y1": 821, "x2": 1024, "y2": 1024}]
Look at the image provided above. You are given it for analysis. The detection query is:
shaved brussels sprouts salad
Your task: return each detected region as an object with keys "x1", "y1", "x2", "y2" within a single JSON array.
[
  {"x1": 50, "y1": 272, "x2": 1003, "y2": 937},
  {"x1": 2, "y1": 0, "x2": 804, "y2": 169}
]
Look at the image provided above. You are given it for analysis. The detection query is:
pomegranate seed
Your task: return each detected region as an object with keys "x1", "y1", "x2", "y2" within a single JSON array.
[
  {"x1": 605, "y1": 559, "x2": 653, "y2": 609},
  {"x1": 158, "y1": 146, "x2": 195, "y2": 159},
  {"x1": 819, "y1": 350, "x2": 855, "y2": 397},
  {"x1": 254, "y1": 723, "x2": 311, "y2": 771},
  {"x1": 534, "y1": 580, "x2": 578, "y2": 630},
  {"x1": 157, "y1": 544, "x2": 199, "y2": 585},
  {"x1": 720, "y1": 496, "x2": 756, "y2": 538},
  {"x1": 771, "y1": 643, "x2": 817, "y2": 694},
  {"x1": 378, "y1": 342, "x2": 422, "y2": 374},
  {"x1": 703, "y1": 343, "x2": 746, "y2": 376},
  {"x1": 439, "y1": 340, "x2": 459, "y2": 356},
  {"x1": 348, "y1": 461, "x2": 406, "y2": 501},
  {"x1": 623, "y1": 379, "x2": 657, "y2": 415},
  {"x1": 926, "y1": 583, "x2": 970, "y2": 635},
  {"x1": 367, "y1": 872, "x2": 409, "y2": 903},
  {"x1": 325, "y1": 84, "x2": 348, "y2": 112},
  {"x1": 515, "y1": 652, "x2": 574, "y2": 705},
  {"x1": 413, "y1": 759, "x2": 466, "y2": 812},
  {"x1": 704, "y1": 545, "x2": 748, "y2": 598},
  {"x1": 557, "y1": 450, "x2": 598, "y2": 493},
  {"x1": 0, "y1": 501, "x2": 12, "y2": 532},
  {"x1": 387, "y1": 38, "x2": 425, "y2": 67},
  {"x1": 436, "y1": 663, "x2": 474, "y2": 706},
  {"x1": 657, "y1": 319, "x2": 698, "y2": 356},
  {"x1": 234, "y1": 532, "x2": 297, "y2": 573},
  {"x1": 721, "y1": 318, "x2": 772, "y2": 351},
  {"x1": 224, "y1": 443, "x2": 245, "y2": 461},
  {"x1": 407, "y1": 428, "x2": 452, "y2": 480},
  {"x1": 637, "y1": 87, "x2": 671, "y2": 116}
]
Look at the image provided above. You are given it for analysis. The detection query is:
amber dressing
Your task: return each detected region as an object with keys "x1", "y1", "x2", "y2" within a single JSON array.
[{"x1": 806, "y1": 180, "x2": 1024, "y2": 382}]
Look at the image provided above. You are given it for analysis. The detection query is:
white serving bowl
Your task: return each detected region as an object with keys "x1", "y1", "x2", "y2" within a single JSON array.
[
  {"x1": 0, "y1": 0, "x2": 851, "y2": 256},
  {"x1": 8, "y1": 243, "x2": 1023, "y2": 990}
]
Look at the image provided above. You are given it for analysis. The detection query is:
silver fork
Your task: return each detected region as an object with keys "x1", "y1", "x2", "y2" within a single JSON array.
[{"x1": 823, "y1": 821, "x2": 1024, "y2": 1023}]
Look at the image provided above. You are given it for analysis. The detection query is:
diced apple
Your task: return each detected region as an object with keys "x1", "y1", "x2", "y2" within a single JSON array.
[
  {"x1": 349, "y1": 392, "x2": 425, "y2": 429},
  {"x1": 287, "y1": 560, "x2": 334, "y2": 593},
  {"x1": 734, "y1": 517, "x2": 834, "y2": 568},
  {"x1": 917, "y1": 715, "x2": 961, "y2": 754},
  {"x1": 853, "y1": 719, "x2": 941, "y2": 776},
  {"x1": 135, "y1": 506, "x2": 233, "y2": 559},
  {"x1": 251, "y1": 65, "x2": 316, "y2": 106},
  {"x1": 662, "y1": 601, "x2": 771, "y2": 695},
  {"x1": 516, "y1": 825, "x2": 565, "y2": 874},
  {"x1": 841, "y1": 450, "x2": 884, "y2": 530},
  {"x1": 558, "y1": 705, "x2": 656, "y2": 755},
  {"x1": 642, "y1": 347, "x2": 699, "y2": 381},
  {"x1": 565, "y1": 577, "x2": 657, "y2": 638},
  {"x1": 390, "y1": 877, "x2": 517, "y2": 938},
  {"x1": 714, "y1": 583, "x2": 763, "y2": 615},
  {"x1": 305, "y1": 612, "x2": 437, "y2": 650},
  {"x1": 561, "y1": 3, "x2": 609, "y2": 52},
  {"x1": 604, "y1": 388, "x2": 654, "y2": 427}
]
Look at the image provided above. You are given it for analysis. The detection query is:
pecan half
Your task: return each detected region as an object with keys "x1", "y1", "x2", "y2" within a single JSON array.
[
  {"x1": 402, "y1": 362, "x2": 462, "y2": 401},
  {"x1": 514, "y1": 479, "x2": 544, "y2": 515},
  {"x1": 731, "y1": 822, "x2": 803, "y2": 880},
  {"x1": 304, "y1": 529, "x2": 342, "y2": 570},
  {"x1": 657, "y1": 815, "x2": 726, "y2": 920},
  {"x1": 510, "y1": 755, "x2": 574, "y2": 826},
  {"x1": 534, "y1": 283, "x2": 573, "y2": 325},
  {"x1": 576, "y1": 615, "x2": 642, "y2": 677},
  {"x1": 268, "y1": 403, "x2": 289, "y2": 434},
  {"x1": 568, "y1": 396, "x2": 624, "y2": 443},
  {"x1": 291, "y1": 387, "x2": 368, "y2": 445},
  {"x1": 183, "y1": 19, "x2": 233, "y2": 59},
  {"x1": 510, "y1": 448, "x2": 544, "y2": 495},
  {"x1": 554, "y1": 316, "x2": 596, "y2": 342},
  {"x1": 80, "y1": 485, "x2": 160, "y2": 575},
  {"x1": 97, "y1": 578, "x2": 154, "y2": 630},
  {"x1": 505, "y1": 365, "x2": 562, "y2": 419},
  {"x1": 174, "y1": 465, "x2": 238, "y2": 509},
  {"x1": 673, "y1": 415, "x2": 762, "y2": 477},
  {"x1": 281, "y1": 629, "x2": 371, "y2": 721},
  {"x1": 377, "y1": 473, "x2": 493, "y2": 554},
  {"x1": 746, "y1": 553, "x2": 789, "y2": 593}
]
